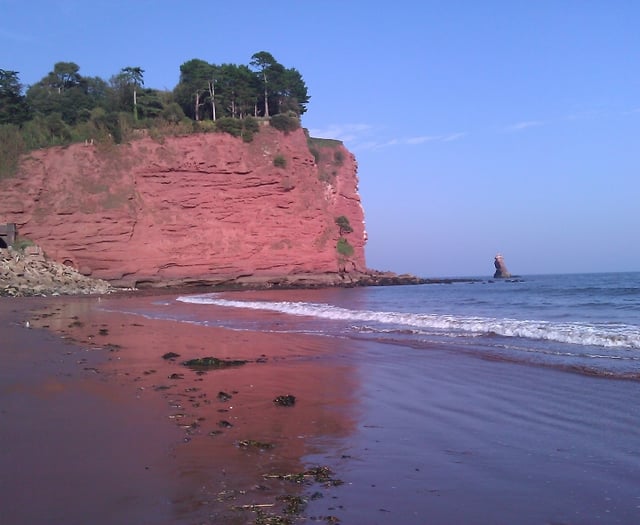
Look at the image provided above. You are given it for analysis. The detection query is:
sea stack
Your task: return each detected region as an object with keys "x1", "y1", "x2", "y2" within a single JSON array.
[{"x1": 493, "y1": 254, "x2": 511, "y2": 278}]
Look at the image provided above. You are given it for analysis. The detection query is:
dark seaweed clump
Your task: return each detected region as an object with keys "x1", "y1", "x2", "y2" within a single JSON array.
[
  {"x1": 264, "y1": 466, "x2": 343, "y2": 487},
  {"x1": 182, "y1": 356, "x2": 248, "y2": 370},
  {"x1": 237, "y1": 439, "x2": 275, "y2": 450},
  {"x1": 273, "y1": 395, "x2": 296, "y2": 407}
]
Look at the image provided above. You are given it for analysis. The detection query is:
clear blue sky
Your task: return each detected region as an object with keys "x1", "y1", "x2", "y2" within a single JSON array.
[{"x1": 2, "y1": 1, "x2": 638, "y2": 277}]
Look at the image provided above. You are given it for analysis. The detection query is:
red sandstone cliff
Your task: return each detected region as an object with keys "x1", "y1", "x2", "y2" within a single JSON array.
[{"x1": 0, "y1": 127, "x2": 368, "y2": 287}]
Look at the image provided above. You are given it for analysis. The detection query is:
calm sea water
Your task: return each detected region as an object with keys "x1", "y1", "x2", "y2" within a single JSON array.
[{"x1": 146, "y1": 271, "x2": 640, "y2": 380}]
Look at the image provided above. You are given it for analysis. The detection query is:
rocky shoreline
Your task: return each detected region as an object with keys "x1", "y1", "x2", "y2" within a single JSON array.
[
  {"x1": 0, "y1": 247, "x2": 113, "y2": 296},
  {"x1": 1, "y1": 246, "x2": 477, "y2": 298}
]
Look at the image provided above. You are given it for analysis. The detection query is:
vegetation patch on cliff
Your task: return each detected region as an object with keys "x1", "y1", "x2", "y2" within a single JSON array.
[
  {"x1": 306, "y1": 136, "x2": 345, "y2": 183},
  {"x1": 269, "y1": 114, "x2": 300, "y2": 134},
  {"x1": 214, "y1": 116, "x2": 260, "y2": 142},
  {"x1": 273, "y1": 154, "x2": 287, "y2": 168},
  {"x1": 336, "y1": 237, "x2": 354, "y2": 257},
  {"x1": 307, "y1": 137, "x2": 342, "y2": 149},
  {"x1": 335, "y1": 216, "x2": 354, "y2": 235}
]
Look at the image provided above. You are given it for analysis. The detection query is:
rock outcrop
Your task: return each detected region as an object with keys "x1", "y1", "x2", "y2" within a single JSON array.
[
  {"x1": 0, "y1": 127, "x2": 368, "y2": 287},
  {"x1": 493, "y1": 254, "x2": 512, "y2": 278},
  {"x1": 0, "y1": 246, "x2": 112, "y2": 296}
]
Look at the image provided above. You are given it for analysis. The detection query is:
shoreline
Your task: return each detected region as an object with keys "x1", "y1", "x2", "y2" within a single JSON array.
[
  {"x1": 3, "y1": 291, "x2": 639, "y2": 524},
  {"x1": 1, "y1": 244, "x2": 479, "y2": 298}
]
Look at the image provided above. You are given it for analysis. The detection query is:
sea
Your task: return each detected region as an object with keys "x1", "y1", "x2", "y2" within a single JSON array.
[
  {"x1": 100, "y1": 271, "x2": 640, "y2": 524},
  {"x1": 162, "y1": 271, "x2": 640, "y2": 380}
]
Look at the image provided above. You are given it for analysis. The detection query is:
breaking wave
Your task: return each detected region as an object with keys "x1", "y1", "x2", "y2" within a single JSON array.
[{"x1": 177, "y1": 294, "x2": 640, "y2": 350}]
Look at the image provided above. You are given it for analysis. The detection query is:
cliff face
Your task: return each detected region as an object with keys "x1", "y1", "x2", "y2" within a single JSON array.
[{"x1": 0, "y1": 127, "x2": 367, "y2": 286}]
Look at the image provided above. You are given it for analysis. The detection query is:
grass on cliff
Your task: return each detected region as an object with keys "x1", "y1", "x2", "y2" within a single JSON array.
[
  {"x1": 307, "y1": 137, "x2": 341, "y2": 162},
  {"x1": 336, "y1": 237, "x2": 354, "y2": 257},
  {"x1": 0, "y1": 117, "x2": 337, "y2": 181},
  {"x1": 273, "y1": 154, "x2": 287, "y2": 168},
  {"x1": 306, "y1": 136, "x2": 342, "y2": 149},
  {"x1": 305, "y1": 134, "x2": 345, "y2": 183}
]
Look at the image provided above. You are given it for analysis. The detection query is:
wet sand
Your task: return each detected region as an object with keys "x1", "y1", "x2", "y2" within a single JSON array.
[
  {"x1": 2, "y1": 293, "x2": 640, "y2": 524},
  {"x1": 0, "y1": 297, "x2": 182, "y2": 525},
  {"x1": 1, "y1": 294, "x2": 358, "y2": 524}
]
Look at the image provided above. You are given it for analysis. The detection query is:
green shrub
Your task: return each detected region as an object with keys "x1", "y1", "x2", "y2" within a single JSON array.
[
  {"x1": 147, "y1": 126, "x2": 166, "y2": 143},
  {"x1": 269, "y1": 114, "x2": 300, "y2": 133},
  {"x1": 162, "y1": 102, "x2": 186, "y2": 124},
  {"x1": 214, "y1": 117, "x2": 259, "y2": 142},
  {"x1": 215, "y1": 117, "x2": 242, "y2": 137},
  {"x1": 196, "y1": 119, "x2": 217, "y2": 133},
  {"x1": 334, "y1": 150, "x2": 345, "y2": 166},
  {"x1": 243, "y1": 116, "x2": 260, "y2": 133},
  {"x1": 240, "y1": 116, "x2": 259, "y2": 142},
  {"x1": 336, "y1": 237, "x2": 354, "y2": 257},
  {"x1": 20, "y1": 117, "x2": 51, "y2": 150},
  {"x1": 12, "y1": 236, "x2": 35, "y2": 252},
  {"x1": 335, "y1": 216, "x2": 353, "y2": 234},
  {"x1": 273, "y1": 154, "x2": 287, "y2": 168},
  {"x1": 91, "y1": 111, "x2": 123, "y2": 143},
  {"x1": 115, "y1": 111, "x2": 135, "y2": 143},
  {"x1": 0, "y1": 124, "x2": 25, "y2": 179},
  {"x1": 37, "y1": 113, "x2": 72, "y2": 144}
]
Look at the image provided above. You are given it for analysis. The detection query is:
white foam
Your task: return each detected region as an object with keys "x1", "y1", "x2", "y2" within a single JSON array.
[{"x1": 176, "y1": 294, "x2": 640, "y2": 350}]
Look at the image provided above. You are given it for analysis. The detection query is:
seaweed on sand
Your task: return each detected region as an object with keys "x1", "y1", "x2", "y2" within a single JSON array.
[
  {"x1": 277, "y1": 495, "x2": 307, "y2": 515},
  {"x1": 273, "y1": 394, "x2": 296, "y2": 407},
  {"x1": 263, "y1": 466, "x2": 343, "y2": 487},
  {"x1": 232, "y1": 464, "x2": 343, "y2": 524},
  {"x1": 237, "y1": 439, "x2": 275, "y2": 450},
  {"x1": 182, "y1": 356, "x2": 248, "y2": 370}
]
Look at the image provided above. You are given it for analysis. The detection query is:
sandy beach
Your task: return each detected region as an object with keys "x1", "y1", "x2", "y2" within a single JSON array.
[
  {"x1": 2, "y1": 291, "x2": 640, "y2": 525},
  {"x1": 1, "y1": 293, "x2": 359, "y2": 525}
]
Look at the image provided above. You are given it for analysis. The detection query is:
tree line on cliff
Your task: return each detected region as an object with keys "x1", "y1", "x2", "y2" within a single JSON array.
[{"x1": 0, "y1": 52, "x2": 309, "y2": 177}]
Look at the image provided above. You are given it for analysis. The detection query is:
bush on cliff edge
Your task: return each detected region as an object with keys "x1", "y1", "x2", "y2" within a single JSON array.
[
  {"x1": 214, "y1": 116, "x2": 260, "y2": 142},
  {"x1": 270, "y1": 114, "x2": 300, "y2": 134}
]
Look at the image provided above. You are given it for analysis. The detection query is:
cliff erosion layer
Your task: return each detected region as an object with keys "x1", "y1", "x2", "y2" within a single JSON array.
[{"x1": 0, "y1": 127, "x2": 367, "y2": 287}]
